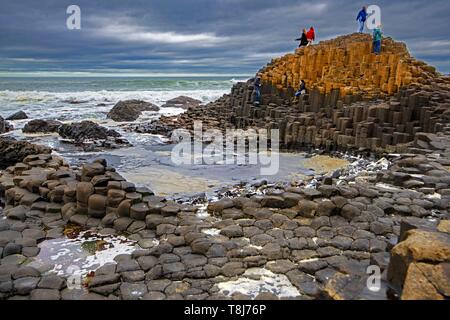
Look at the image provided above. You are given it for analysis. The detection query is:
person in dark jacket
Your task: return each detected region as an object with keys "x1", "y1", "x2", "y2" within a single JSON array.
[
  {"x1": 296, "y1": 29, "x2": 309, "y2": 48},
  {"x1": 356, "y1": 6, "x2": 367, "y2": 33},
  {"x1": 252, "y1": 76, "x2": 262, "y2": 105},
  {"x1": 295, "y1": 80, "x2": 307, "y2": 97}
]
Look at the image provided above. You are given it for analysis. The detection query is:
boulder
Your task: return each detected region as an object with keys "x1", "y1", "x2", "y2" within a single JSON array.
[
  {"x1": 6, "y1": 111, "x2": 28, "y2": 121},
  {"x1": 401, "y1": 262, "x2": 450, "y2": 300},
  {"x1": 0, "y1": 137, "x2": 51, "y2": 169},
  {"x1": 23, "y1": 119, "x2": 62, "y2": 133},
  {"x1": 387, "y1": 229, "x2": 450, "y2": 296},
  {"x1": 58, "y1": 121, "x2": 121, "y2": 143},
  {"x1": 107, "y1": 100, "x2": 160, "y2": 122},
  {"x1": 0, "y1": 116, "x2": 13, "y2": 133},
  {"x1": 161, "y1": 96, "x2": 201, "y2": 110}
]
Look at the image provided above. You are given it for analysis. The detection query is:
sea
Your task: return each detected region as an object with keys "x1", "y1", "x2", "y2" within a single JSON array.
[{"x1": 0, "y1": 76, "x2": 243, "y2": 121}]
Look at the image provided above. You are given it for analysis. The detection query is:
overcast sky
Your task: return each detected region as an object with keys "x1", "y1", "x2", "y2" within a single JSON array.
[{"x1": 1, "y1": 0, "x2": 449, "y2": 76}]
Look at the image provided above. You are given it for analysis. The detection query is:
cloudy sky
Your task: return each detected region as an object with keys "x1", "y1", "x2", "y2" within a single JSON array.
[{"x1": 1, "y1": 0, "x2": 449, "y2": 76}]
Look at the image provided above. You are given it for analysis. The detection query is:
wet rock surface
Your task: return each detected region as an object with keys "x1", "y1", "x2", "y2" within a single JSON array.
[
  {"x1": 0, "y1": 142, "x2": 448, "y2": 300},
  {"x1": 161, "y1": 96, "x2": 202, "y2": 110},
  {"x1": 0, "y1": 137, "x2": 52, "y2": 169},
  {"x1": 58, "y1": 121, "x2": 130, "y2": 151},
  {"x1": 58, "y1": 121, "x2": 121, "y2": 142},
  {"x1": 0, "y1": 116, "x2": 14, "y2": 134},
  {"x1": 22, "y1": 119, "x2": 63, "y2": 134},
  {"x1": 107, "y1": 100, "x2": 160, "y2": 122},
  {"x1": 0, "y1": 34, "x2": 449, "y2": 301},
  {"x1": 6, "y1": 111, "x2": 28, "y2": 121}
]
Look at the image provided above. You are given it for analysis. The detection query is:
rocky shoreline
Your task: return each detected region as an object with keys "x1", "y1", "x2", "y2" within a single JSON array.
[
  {"x1": 0, "y1": 130, "x2": 448, "y2": 299},
  {"x1": 0, "y1": 33, "x2": 449, "y2": 300}
]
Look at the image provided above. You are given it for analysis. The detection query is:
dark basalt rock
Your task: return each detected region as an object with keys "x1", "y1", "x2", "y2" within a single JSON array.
[
  {"x1": 161, "y1": 96, "x2": 201, "y2": 110},
  {"x1": 6, "y1": 111, "x2": 28, "y2": 121},
  {"x1": 23, "y1": 119, "x2": 62, "y2": 133},
  {"x1": 0, "y1": 116, "x2": 14, "y2": 134},
  {"x1": 107, "y1": 100, "x2": 160, "y2": 122},
  {"x1": 58, "y1": 121, "x2": 121, "y2": 143},
  {"x1": 0, "y1": 137, "x2": 51, "y2": 169}
]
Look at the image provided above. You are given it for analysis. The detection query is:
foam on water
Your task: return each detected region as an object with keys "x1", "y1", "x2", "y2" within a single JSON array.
[
  {"x1": 29, "y1": 231, "x2": 138, "y2": 278},
  {"x1": 0, "y1": 89, "x2": 229, "y2": 121},
  {"x1": 217, "y1": 268, "x2": 301, "y2": 299}
]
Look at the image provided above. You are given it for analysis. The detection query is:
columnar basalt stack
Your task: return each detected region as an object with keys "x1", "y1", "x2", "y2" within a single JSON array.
[
  {"x1": 238, "y1": 86, "x2": 450, "y2": 153},
  {"x1": 134, "y1": 35, "x2": 450, "y2": 154},
  {"x1": 259, "y1": 33, "x2": 439, "y2": 99},
  {"x1": 202, "y1": 34, "x2": 450, "y2": 153}
]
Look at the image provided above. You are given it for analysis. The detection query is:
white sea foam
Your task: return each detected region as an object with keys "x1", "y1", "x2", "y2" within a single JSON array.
[
  {"x1": 0, "y1": 89, "x2": 229, "y2": 122},
  {"x1": 217, "y1": 268, "x2": 301, "y2": 298},
  {"x1": 29, "y1": 231, "x2": 138, "y2": 278}
]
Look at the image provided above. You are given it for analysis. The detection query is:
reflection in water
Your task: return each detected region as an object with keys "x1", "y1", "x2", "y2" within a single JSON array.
[
  {"x1": 121, "y1": 166, "x2": 221, "y2": 196},
  {"x1": 29, "y1": 230, "x2": 138, "y2": 278}
]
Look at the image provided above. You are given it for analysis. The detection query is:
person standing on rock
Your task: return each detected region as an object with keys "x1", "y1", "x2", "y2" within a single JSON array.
[
  {"x1": 306, "y1": 27, "x2": 316, "y2": 46},
  {"x1": 252, "y1": 76, "x2": 262, "y2": 105},
  {"x1": 296, "y1": 29, "x2": 309, "y2": 48},
  {"x1": 372, "y1": 25, "x2": 382, "y2": 54},
  {"x1": 356, "y1": 6, "x2": 367, "y2": 33},
  {"x1": 294, "y1": 80, "x2": 307, "y2": 101}
]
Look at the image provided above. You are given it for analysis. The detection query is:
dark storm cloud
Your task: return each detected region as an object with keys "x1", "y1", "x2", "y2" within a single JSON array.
[{"x1": 0, "y1": 0, "x2": 449, "y2": 75}]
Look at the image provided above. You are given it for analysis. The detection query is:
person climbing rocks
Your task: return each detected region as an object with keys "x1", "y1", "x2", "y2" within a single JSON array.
[
  {"x1": 356, "y1": 6, "x2": 367, "y2": 33},
  {"x1": 252, "y1": 76, "x2": 262, "y2": 105},
  {"x1": 295, "y1": 80, "x2": 307, "y2": 97},
  {"x1": 373, "y1": 25, "x2": 382, "y2": 54},
  {"x1": 306, "y1": 27, "x2": 316, "y2": 46},
  {"x1": 296, "y1": 29, "x2": 309, "y2": 48}
]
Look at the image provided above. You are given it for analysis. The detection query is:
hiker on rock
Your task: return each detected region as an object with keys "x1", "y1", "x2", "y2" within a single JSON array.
[
  {"x1": 295, "y1": 80, "x2": 307, "y2": 97},
  {"x1": 306, "y1": 27, "x2": 316, "y2": 46},
  {"x1": 296, "y1": 29, "x2": 309, "y2": 48},
  {"x1": 356, "y1": 6, "x2": 367, "y2": 33},
  {"x1": 252, "y1": 76, "x2": 262, "y2": 105},
  {"x1": 373, "y1": 25, "x2": 382, "y2": 54}
]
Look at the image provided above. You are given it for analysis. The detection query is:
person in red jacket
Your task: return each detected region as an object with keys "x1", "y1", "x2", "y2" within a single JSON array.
[{"x1": 306, "y1": 27, "x2": 315, "y2": 46}]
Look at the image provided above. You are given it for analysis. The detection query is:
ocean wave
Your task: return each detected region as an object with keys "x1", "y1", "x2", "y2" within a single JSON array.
[
  {"x1": 0, "y1": 89, "x2": 229, "y2": 122},
  {"x1": 0, "y1": 89, "x2": 228, "y2": 105}
]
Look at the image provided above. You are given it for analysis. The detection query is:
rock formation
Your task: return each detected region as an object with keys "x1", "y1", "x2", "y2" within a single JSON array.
[
  {"x1": 260, "y1": 33, "x2": 440, "y2": 98},
  {"x1": 6, "y1": 111, "x2": 28, "y2": 121},
  {"x1": 58, "y1": 121, "x2": 120, "y2": 142},
  {"x1": 161, "y1": 96, "x2": 202, "y2": 109},
  {"x1": 107, "y1": 100, "x2": 160, "y2": 122},
  {"x1": 0, "y1": 33, "x2": 449, "y2": 301},
  {"x1": 144, "y1": 34, "x2": 450, "y2": 156},
  {"x1": 0, "y1": 116, "x2": 13, "y2": 134},
  {"x1": 388, "y1": 222, "x2": 450, "y2": 300},
  {"x1": 0, "y1": 137, "x2": 51, "y2": 169},
  {"x1": 22, "y1": 119, "x2": 62, "y2": 134}
]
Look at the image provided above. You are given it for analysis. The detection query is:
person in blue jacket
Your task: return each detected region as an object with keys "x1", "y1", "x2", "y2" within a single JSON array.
[
  {"x1": 295, "y1": 80, "x2": 307, "y2": 97},
  {"x1": 252, "y1": 76, "x2": 262, "y2": 105},
  {"x1": 356, "y1": 6, "x2": 367, "y2": 33},
  {"x1": 373, "y1": 25, "x2": 382, "y2": 54}
]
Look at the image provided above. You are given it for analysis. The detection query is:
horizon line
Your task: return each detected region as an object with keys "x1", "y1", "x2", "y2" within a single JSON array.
[{"x1": 0, "y1": 71, "x2": 253, "y2": 78}]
